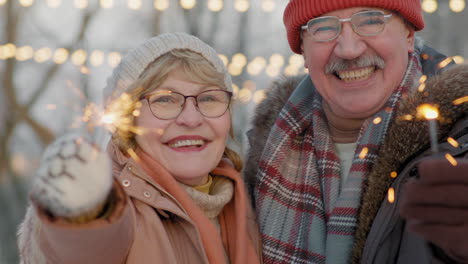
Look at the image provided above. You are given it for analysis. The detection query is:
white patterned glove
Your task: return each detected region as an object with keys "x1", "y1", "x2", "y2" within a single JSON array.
[{"x1": 31, "y1": 132, "x2": 113, "y2": 219}]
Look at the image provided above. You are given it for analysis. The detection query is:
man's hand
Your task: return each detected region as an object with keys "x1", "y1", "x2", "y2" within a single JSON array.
[
  {"x1": 400, "y1": 157, "x2": 468, "y2": 262},
  {"x1": 31, "y1": 133, "x2": 113, "y2": 219}
]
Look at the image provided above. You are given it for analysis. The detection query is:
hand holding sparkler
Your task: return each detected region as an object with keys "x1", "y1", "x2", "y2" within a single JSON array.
[
  {"x1": 400, "y1": 158, "x2": 468, "y2": 262},
  {"x1": 30, "y1": 132, "x2": 114, "y2": 222}
]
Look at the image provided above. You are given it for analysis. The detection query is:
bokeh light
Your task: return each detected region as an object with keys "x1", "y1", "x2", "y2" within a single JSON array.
[
  {"x1": 180, "y1": 0, "x2": 196, "y2": 9},
  {"x1": 422, "y1": 0, "x2": 438, "y2": 13},
  {"x1": 34, "y1": 47, "x2": 52, "y2": 63},
  {"x1": 449, "y1": 0, "x2": 465, "y2": 12},
  {"x1": 53, "y1": 48, "x2": 69, "y2": 64},
  {"x1": 234, "y1": 0, "x2": 249, "y2": 12},
  {"x1": 74, "y1": 0, "x2": 88, "y2": 9},
  {"x1": 154, "y1": 0, "x2": 169, "y2": 10},
  {"x1": 208, "y1": 0, "x2": 223, "y2": 12}
]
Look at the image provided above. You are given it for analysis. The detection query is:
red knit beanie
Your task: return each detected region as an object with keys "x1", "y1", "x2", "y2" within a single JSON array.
[{"x1": 284, "y1": 0, "x2": 425, "y2": 54}]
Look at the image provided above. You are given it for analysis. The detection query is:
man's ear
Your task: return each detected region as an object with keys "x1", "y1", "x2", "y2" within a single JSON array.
[
  {"x1": 300, "y1": 42, "x2": 309, "y2": 69},
  {"x1": 406, "y1": 27, "x2": 416, "y2": 53}
]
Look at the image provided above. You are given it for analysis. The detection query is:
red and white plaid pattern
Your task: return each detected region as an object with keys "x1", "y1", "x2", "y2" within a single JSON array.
[{"x1": 254, "y1": 54, "x2": 422, "y2": 264}]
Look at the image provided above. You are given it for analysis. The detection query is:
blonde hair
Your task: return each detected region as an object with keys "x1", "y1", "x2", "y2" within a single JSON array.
[{"x1": 111, "y1": 49, "x2": 243, "y2": 171}]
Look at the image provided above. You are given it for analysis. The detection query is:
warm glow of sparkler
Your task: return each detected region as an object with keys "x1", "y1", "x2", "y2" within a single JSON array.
[
  {"x1": 419, "y1": 75, "x2": 427, "y2": 83},
  {"x1": 417, "y1": 104, "x2": 439, "y2": 120},
  {"x1": 417, "y1": 83, "x2": 426, "y2": 93},
  {"x1": 447, "y1": 137, "x2": 460, "y2": 148},
  {"x1": 359, "y1": 147, "x2": 369, "y2": 159},
  {"x1": 373, "y1": 117, "x2": 382, "y2": 125},
  {"x1": 387, "y1": 187, "x2": 395, "y2": 203},
  {"x1": 445, "y1": 153, "x2": 458, "y2": 166},
  {"x1": 453, "y1": 96, "x2": 468, "y2": 105},
  {"x1": 390, "y1": 171, "x2": 398, "y2": 178},
  {"x1": 127, "y1": 148, "x2": 140, "y2": 162},
  {"x1": 101, "y1": 113, "x2": 116, "y2": 124},
  {"x1": 399, "y1": 114, "x2": 413, "y2": 121},
  {"x1": 438, "y1": 57, "x2": 453, "y2": 69}
]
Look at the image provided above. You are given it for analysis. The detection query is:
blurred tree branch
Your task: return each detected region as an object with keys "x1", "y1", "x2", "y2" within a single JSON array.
[{"x1": 0, "y1": 3, "x2": 97, "y2": 180}]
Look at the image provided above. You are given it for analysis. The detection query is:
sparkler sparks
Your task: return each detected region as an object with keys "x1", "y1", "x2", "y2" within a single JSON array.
[
  {"x1": 447, "y1": 137, "x2": 460, "y2": 148},
  {"x1": 399, "y1": 114, "x2": 413, "y2": 121},
  {"x1": 438, "y1": 57, "x2": 453, "y2": 69},
  {"x1": 359, "y1": 147, "x2": 369, "y2": 159},
  {"x1": 387, "y1": 187, "x2": 395, "y2": 203},
  {"x1": 453, "y1": 96, "x2": 468, "y2": 105},
  {"x1": 127, "y1": 148, "x2": 140, "y2": 162},
  {"x1": 417, "y1": 104, "x2": 440, "y2": 154},
  {"x1": 445, "y1": 153, "x2": 458, "y2": 166}
]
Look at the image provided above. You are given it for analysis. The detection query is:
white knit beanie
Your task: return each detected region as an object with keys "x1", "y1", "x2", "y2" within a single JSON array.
[{"x1": 103, "y1": 32, "x2": 232, "y2": 102}]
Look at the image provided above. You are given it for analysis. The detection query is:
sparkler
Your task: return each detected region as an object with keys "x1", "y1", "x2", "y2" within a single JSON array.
[
  {"x1": 77, "y1": 92, "x2": 144, "y2": 149},
  {"x1": 417, "y1": 104, "x2": 440, "y2": 154}
]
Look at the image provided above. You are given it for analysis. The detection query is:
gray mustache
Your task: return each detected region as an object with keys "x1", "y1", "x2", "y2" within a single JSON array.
[{"x1": 325, "y1": 56, "x2": 385, "y2": 74}]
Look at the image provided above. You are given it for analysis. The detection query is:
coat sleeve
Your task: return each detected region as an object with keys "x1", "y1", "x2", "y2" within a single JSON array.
[{"x1": 18, "y1": 180, "x2": 135, "y2": 264}]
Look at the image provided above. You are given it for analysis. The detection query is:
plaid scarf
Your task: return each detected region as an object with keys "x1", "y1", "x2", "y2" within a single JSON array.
[{"x1": 254, "y1": 53, "x2": 422, "y2": 264}]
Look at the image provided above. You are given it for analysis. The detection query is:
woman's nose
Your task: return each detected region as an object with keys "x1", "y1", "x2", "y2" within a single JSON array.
[{"x1": 174, "y1": 98, "x2": 204, "y2": 127}]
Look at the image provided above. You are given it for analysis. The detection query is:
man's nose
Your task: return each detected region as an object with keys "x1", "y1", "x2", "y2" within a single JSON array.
[{"x1": 333, "y1": 23, "x2": 367, "y2": 60}]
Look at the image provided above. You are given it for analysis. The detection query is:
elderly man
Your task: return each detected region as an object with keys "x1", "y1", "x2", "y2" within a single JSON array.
[{"x1": 245, "y1": 0, "x2": 468, "y2": 263}]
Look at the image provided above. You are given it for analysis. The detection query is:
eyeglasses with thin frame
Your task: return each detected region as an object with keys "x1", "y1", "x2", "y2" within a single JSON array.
[
  {"x1": 301, "y1": 10, "x2": 393, "y2": 42},
  {"x1": 141, "y1": 89, "x2": 232, "y2": 120}
]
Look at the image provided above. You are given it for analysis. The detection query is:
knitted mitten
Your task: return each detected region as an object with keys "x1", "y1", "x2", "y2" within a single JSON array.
[{"x1": 30, "y1": 132, "x2": 113, "y2": 221}]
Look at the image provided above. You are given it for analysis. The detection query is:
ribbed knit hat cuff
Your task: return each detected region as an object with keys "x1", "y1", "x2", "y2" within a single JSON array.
[
  {"x1": 284, "y1": 0, "x2": 425, "y2": 54},
  {"x1": 103, "y1": 32, "x2": 232, "y2": 102}
]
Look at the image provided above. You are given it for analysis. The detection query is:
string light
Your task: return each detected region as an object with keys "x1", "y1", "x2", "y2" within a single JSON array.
[
  {"x1": 261, "y1": 0, "x2": 275, "y2": 12},
  {"x1": 208, "y1": 0, "x2": 223, "y2": 12},
  {"x1": 46, "y1": 0, "x2": 62, "y2": 8},
  {"x1": 422, "y1": 0, "x2": 438, "y2": 13},
  {"x1": 90, "y1": 50, "x2": 105, "y2": 66},
  {"x1": 128, "y1": 0, "x2": 142, "y2": 10},
  {"x1": 449, "y1": 0, "x2": 465, "y2": 12},
  {"x1": 16, "y1": 45, "x2": 33, "y2": 61},
  {"x1": 53, "y1": 48, "x2": 69, "y2": 64},
  {"x1": 154, "y1": 0, "x2": 169, "y2": 11},
  {"x1": 180, "y1": 0, "x2": 196, "y2": 9},
  {"x1": 19, "y1": 0, "x2": 34, "y2": 7},
  {"x1": 234, "y1": 0, "x2": 249, "y2": 12},
  {"x1": 107, "y1": 52, "x2": 121, "y2": 68},
  {"x1": 218, "y1": 54, "x2": 228, "y2": 67},
  {"x1": 74, "y1": 0, "x2": 88, "y2": 9},
  {"x1": 100, "y1": 0, "x2": 114, "y2": 9},
  {"x1": 231, "y1": 83, "x2": 240, "y2": 99},
  {"x1": 253, "y1": 90, "x2": 266, "y2": 104},
  {"x1": 34, "y1": 47, "x2": 52, "y2": 63},
  {"x1": 71, "y1": 49, "x2": 87, "y2": 65},
  {"x1": 238, "y1": 88, "x2": 252, "y2": 103},
  {"x1": 284, "y1": 54, "x2": 303, "y2": 76},
  {"x1": 247, "y1": 56, "x2": 266, "y2": 76},
  {"x1": 228, "y1": 53, "x2": 247, "y2": 76}
]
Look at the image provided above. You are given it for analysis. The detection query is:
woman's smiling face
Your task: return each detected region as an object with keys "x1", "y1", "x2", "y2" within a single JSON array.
[{"x1": 135, "y1": 70, "x2": 231, "y2": 186}]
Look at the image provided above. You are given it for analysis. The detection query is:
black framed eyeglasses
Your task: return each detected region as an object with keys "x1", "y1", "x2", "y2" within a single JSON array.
[
  {"x1": 301, "y1": 10, "x2": 393, "y2": 42},
  {"x1": 141, "y1": 89, "x2": 232, "y2": 120}
]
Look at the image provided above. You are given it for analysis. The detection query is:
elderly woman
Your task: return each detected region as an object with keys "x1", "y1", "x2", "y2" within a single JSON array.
[{"x1": 18, "y1": 32, "x2": 261, "y2": 264}]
